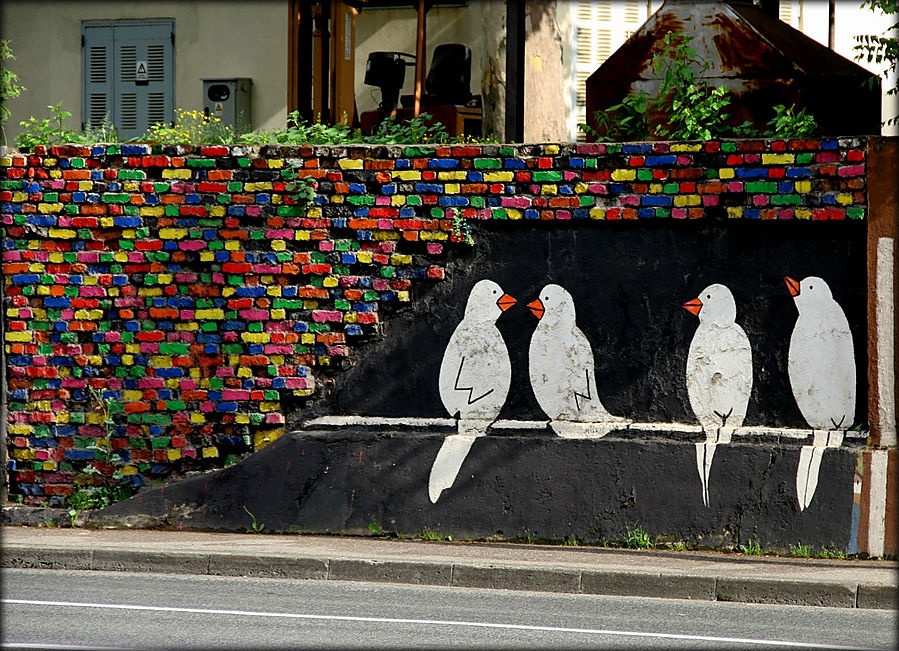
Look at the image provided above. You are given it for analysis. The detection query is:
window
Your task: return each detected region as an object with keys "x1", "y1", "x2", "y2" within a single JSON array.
[
  {"x1": 571, "y1": 1, "x2": 650, "y2": 141},
  {"x1": 82, "y1": 19, "x2": 174, "y2": 140}
]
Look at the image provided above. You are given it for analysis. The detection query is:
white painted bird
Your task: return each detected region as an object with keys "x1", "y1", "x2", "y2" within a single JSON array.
[
  {"x1": 683, "y1": 283, "x2": 753, "y2": 507},
  {"x1": 527, "y1": 283, "x2": 625, "y2": 438},
  {"x1": 430, "y1": 279, "x2": 516, "y2": 503},
  {"x1": 785, "y1": 275, "x2": 856, "y2": 510}
]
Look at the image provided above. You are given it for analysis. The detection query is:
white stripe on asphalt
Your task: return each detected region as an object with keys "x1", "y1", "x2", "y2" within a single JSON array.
[{"x1": 2, "y1": 598, "x2": 878, "y2": 650}]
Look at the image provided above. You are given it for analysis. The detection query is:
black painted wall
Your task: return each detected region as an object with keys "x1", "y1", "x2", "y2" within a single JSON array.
[{"x1": 313, "y1": 220, "x2": 867, "y2": 429}]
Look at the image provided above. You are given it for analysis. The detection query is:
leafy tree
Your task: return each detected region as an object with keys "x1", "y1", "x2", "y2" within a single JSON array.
[
  {"x1": 1, "y1": 39, "x2": 26, "y2": 144},
  {"x1": 854, "y1": 0, "x2": 899, "y2": 126}
]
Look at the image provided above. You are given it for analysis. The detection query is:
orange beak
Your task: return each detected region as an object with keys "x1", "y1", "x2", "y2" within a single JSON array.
[
  {"x1": 496, "y1": 293, "x2": 516, "y2": 312},
  {"x1": 682, "y1": 297, "x2": 702, "y2": 317},
  {"x1": 784, "y1": 276, "x2": 800, "y2": 297},
  {"x1": 528, "y1": 298, "x2": 545, "y2": 319}
]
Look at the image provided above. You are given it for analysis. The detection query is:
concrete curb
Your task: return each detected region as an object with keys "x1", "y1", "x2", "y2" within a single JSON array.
[{"x1": 3, "y1": 544, "x2": 896, "y2": 610}]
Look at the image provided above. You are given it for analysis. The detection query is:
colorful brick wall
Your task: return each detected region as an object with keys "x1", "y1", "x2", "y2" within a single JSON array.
[{"x1": 1, "y1": 138, "x2": 868, "y2": 504}]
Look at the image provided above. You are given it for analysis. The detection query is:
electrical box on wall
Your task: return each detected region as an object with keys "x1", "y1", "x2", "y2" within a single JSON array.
[{"x1": 202, "y1": 78, "x2": 252, "y2": 132}]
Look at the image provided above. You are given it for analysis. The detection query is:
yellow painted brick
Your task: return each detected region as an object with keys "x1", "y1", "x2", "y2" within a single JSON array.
[
  {"x1": 267, "y1": 159, "x2": 284, "y2": 169},
  {"x1": 241, "y1": 332, "x2": 270, "y2": 343},
  {"x1": 8, "y1": 424, "x2": 32, "y2": 435},
  {"x1": 195, "y1": 308, "x2": 224, "y2": 319},
  {"x1": 544, "y1": 144, "x2": 560, "y2": 154},
  {"x1": 271, "y1": 239, "x2": 286, "y2": 251},
  {"x1": 83, "y1": 276, "x2": 98, "y2": 286},
  {"x1": 162, "y1": 168, "x2": 192, "y2": 179},
  {"x1": 125, "y1": 343, "x2": 140, "y2": 353},
  {"x1": 266, "y1": 286, "x2": 282, "y2": 296},
  {"x1": 836, "y1": 193, "x2": 853, "y2": 205},
  {"x1": 343, "y1": 312, "x2": 358, "y2": 323},
  {"x1": 167, "y1": 449, "x2": 182, "y2": 461},
  {"x1": 101, "y1": 217, "x2": 115, "y2": 228},
  {"x1": 323, "y1": 275, "x2": 339, "y2": 287},
  {"x1": 794, "y1": 180, "x2": 811, "y2": 193},
  {"x1": 483, "y1": 171, "x2": 514, "y2": 182},
  {"x1": 74, "y1": 309, "x2": 103, "y2": 320},
  {"x1": 123, "y1": 182, "x2": 139, "y2": 192},
  {"x1": 761, "y1": 153, "x2": 795, "y2": 165},
  {"x1": 397, "y1": 290, "x2": 410, "y2": 302},
  {"x1": 574, "y1": 183, "x2": 588, "y2": 194},
  {"x1": 254, "y1": 429, "x2": 285, "y2": 450},
  {"x1": 12, "y1": 449, "x2": 35, "y2": 460},
  {"x1": 649, "y1": 183, "x2": 663, "y2": 193},
  {"x1": 122, "y1": 355, "x2": 133, "y2": 365},
  {"x1": 373, "y1": 230, "x2": 399, "y2": 241},
  {"x1": 296, "y1": 230, "x2": 311, "y2": 241},
  {"x1": 391, "y1": 195, "x2": 406, "y2": 206},
  {"x1": 123, "y1": 229, "x2": 137, "y2": 240},
  {"x1": 159, "y1": 228, "x2": 186, "y2": 239},
  {"x1": 150, "y1": 356, "x2": 173, "y2": 369},
  {"x1": 540, "y1": 184, "x2": 558, "y2": 195},
  {"x1": 260, "y1": 275, "x2": 274, "y2": 284},
  {"x1": 673, "y1": 194, "x2": 701, "y2": 207},
  {"x1": 303, "y1": 299, "x2": 318, "y2": 309},
  {"x1": 270, "y1": 309, "x2": 286, "y2": 319},
  {"x1": 202, "y1": 445, "x2": 218, "y2": 457},
  {"x1": 42, "y1": 461, "x2": 57, "y2": 471},
  {"x1": 157, "y1": 274, "x2": 173, "y2": 284},
  {"x1": 260, "y1": 401, "x2": 280, "y2": 412},
  {"x1": 506, "y1": 208, "x2": 522, "y2": 220},
  {"x1": 727, "y1": 207, "x2": 744, "y2": 219},
  {"x1": 395, "y1": 170, "x2": 421, "y2": 181},
  {"x1": 611, "y1": 169, "x2": 636, "y2": 181},
  {"x1": 114, "y1": 251, "x2": 129, "y2": 262},
  {"x1": 29, "y1": 263, "x2": 45, "y2": 272},
  {"x1": 391, "y1": 253, "x2": 412, "y2": 265},
  {"x1": 200, "y1": 251, "x2": 215, "y2": 262},
  {"x1": 43, "y1": 158, "x2": 57, "y2": 166},
  {"x1": 78, "y1": 181, "x2": 92, "y2": 191},
  {"x1": 28, "y1": 240, "x2": 40, "y2": 249},
  {"x1": 48, "y1": 227, "x2": 76, "y2": 238},
  {"x1": 224, "y1": 240, "x2": 239, "y2": 250},
  {"x1": 56, "y1": 413, "x2": 70, "y2": 423},
  {"x1": 795, "y1": 208, "x2": 811, "y2": 220},
  {"x1": 420, "y1": 231, "x2": 448, "y2": 241},
  {"x1": 271, "y1": 195, "x2": 282, "y2": 204},
  {"x1": 269, "y1": 355, "x2": 284, "y2": 365},
  {"x1": 331, "y1": 195, "x2": 345, "y2": 204},
  {"x1": 670, "y1": 143, "x2": 701, "y2": 152},
  {"x1": 36, "y1": 286, "x2": 50, "y2": 295},
  {"x1": 209, "y1": 205, "x2": 226, "y2": 216},
  {"x1": 236, "y1": 414, "x2": 250, "y2": 424},
  {"x1": 338, "y1": 158, "x2": 364, "y2": 170},
  {"x1": 5, "y1": 331, "x2": 31, "y2": 342},
  {"x1": 11, "y1": 192, "x2": 27, "y2": 202},
  {"x1": 719, "y1": 168, "x2": 735, "y2": 179},
  {"x1": 302, "y1": 333, "x2": 316, "y2": 344},
  {"x1": 444, "y1": 183, "x2": 461, "y2": 194},
  {"x1": 590, "y1": 207, "x2": 606, "y2": 219},
  {"x1": 140, "y1": 206, "x2": 165, "y2": 216},
  {"x1": 121, "y1": 465, "x2": 138, "y2": 475},
  {"x1": 175, "y1": 323, "x2": 198, "y2": 332},
  {"x1": 307, "y1": 207, "x2": 323, "y2": 218},
  {"x1": 438, "y1": 171, "x2": 467, "y2": 180},
  {"x1": 0, "y1": 157, "x2": 11, "y2": 166},
  {"x1": 237, "y1": 367, "x2": 252, "y2": 378},
  {"x1": 138, "y1": 287, "x2": 162, "y2": 296},
  {"x1": 356, "y1": 251, "x2": 372, "y2": 263}
]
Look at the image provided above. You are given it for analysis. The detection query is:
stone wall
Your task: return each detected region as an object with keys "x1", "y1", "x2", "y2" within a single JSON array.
[{"x1": 1, "y1": 138, "x2": 870, "y2": 504}]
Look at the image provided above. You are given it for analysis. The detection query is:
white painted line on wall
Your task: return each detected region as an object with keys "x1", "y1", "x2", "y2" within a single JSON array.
[
  {"x1": 867, "y1": 449, "x2": 889, "y2": 559},
  {"x1": 876, "y1": 237, "x2": 896, "y2": 447},
  {"x1": 303, "y1": 417, "x2": 865, "y2": 440},
  {"x1": 0, "y1": 599, "x2": 873, "y2": 650}
]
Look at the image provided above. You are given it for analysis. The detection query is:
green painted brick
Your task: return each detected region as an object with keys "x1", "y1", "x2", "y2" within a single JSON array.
[
  {"x1": 637, "y1": 169, "x2": 653, "y2": 181},
  {"x1": 406, "y1": 196, "x2": 422, "y2": 206},
  {"x1": 745, "y1": 181, "x2": 778, "y2": 193},
  {"x1": 165, "y1": 205, "x2": 179, "y2": 216},
  {"x1": 273, "y1": 298, "x2": 305, "y2": 308},
  {"x1": 721, "y1": 142, "x2": 737, "y2": 152},
  {"x1": 186, "y1": 158, "x2": 215, "y2": 168},
  {"x1": 663, "y1": 183, "x2": 679, "y2": 193},
  {"x1": 70, "y1": 158, "x2": 85, "y2": 168},
  {"x1": 474, "y1": 158, "x2": 502, "y2": 169},
  {"x1": 491, "y1": 208, "x2": 507, "y2": 219},
  {"x1": 847, "y1": 207, "x2": 865, "y2": 219},
  {"x1": 532, "y1": 171, "x2": 563, "y2": 182},
  {"x1": 103, "y1": 193, "x2": 131, "y2": 203},
  {"x1": 123, "y1": 205, "x2": 138, "y2": 216},
  {"x1": 363, "y1": 290, "x2": 379, "y2": 301},
  {"x1": 347, "y1": 195, "x2": 374, "y2": 206},
  {"x1": 141, "y1": 413, "x2": 171, "y2": 425},
  {"x1": 150, "y1": 437, "x2": 172, "y2": 449},
  {"x1": 309, "y1": 323, "x2": 330, "y2": 333},
  {"x1": 165, "y1": 401, "x2": 186, "y2": 410},
  {"x1": 159, "y1": 343, "x2": 189, "y2": 354},
  {"x1": 227, "y1": 182, "x2": 243, "y2": 192},
  {"x1": 154, "y1": 182, "x2": 169, "y2": 192},
  {"x1": 118, "y1": 170, "x2": 145, "y2": 179},
  {"x1": 772, "y1": 194, "x2": 801, "y2": 205},
  {"x1": 796, "y1": 152, "x2": 814, "y2": 164},
  {"x1": 64, "y1": 204, "x2": 79, "y2": 215},
  {"x1": 470, "y1": 196, "x2": 485, "y2": 208},
  {"x1": 380, "y1": 266, "x2": 395, "y2": 278},
  {"x1": 334, "y1": 299, "x2": 351, "y2": 310},
  {"x1": 44, "y1": 192, "x2": 58, "y2": 202}
]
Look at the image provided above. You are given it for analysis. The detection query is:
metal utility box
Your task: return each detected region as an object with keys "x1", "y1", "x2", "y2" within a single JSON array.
[{"x1": 202, "y1": 78, "x2": 252, "y2": 132}]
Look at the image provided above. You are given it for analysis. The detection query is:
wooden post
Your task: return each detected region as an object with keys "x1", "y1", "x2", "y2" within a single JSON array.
[
  {"x1": 505, "y1": 0, "x2": 525, "y2": 142},
  {"x1": 413, "y1": 0, "x2": 426, "y2": 119},
  {"x1": 330, "y1": 0, "x2": 357, "y2": 125}
]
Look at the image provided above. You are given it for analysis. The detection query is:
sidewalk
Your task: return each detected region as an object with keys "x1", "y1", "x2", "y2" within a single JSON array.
[{"x1": 2, "y1": 525, "x2": 896, "y2": 610}]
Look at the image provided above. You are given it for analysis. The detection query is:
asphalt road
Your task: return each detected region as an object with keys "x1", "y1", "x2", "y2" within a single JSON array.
[{"x1": 2, "y1": 569, "x2": 896, "y2": 650}]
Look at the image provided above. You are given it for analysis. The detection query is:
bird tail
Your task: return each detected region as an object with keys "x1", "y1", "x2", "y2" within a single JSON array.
[{"x1": 428, "y1": 423, "x2": 487, "y2": 503}]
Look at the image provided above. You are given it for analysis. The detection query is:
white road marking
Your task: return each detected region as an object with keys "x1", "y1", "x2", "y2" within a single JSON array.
[{"x1": 2, "y1": 598, "x2": 879, "y2": 650}]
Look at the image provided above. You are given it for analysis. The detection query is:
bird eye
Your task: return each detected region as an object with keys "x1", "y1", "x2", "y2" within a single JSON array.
[
  {"x1": 544, "y1": 296, "x2": 549, "y2": 301},
  {"x1": 493, "y1": 290, "x2": 497, "y2": 294},
  {"x1": 808, "y1": 285, "x2": 813, "y2": 291},
  {"x1": 706, "y1": 294, "x2": 711, "y2": 299}
]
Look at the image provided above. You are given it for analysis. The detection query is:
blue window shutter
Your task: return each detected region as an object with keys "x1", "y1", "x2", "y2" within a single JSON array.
[{"x1": 81, "y1": 25, "x2": 114, "y2": 130}]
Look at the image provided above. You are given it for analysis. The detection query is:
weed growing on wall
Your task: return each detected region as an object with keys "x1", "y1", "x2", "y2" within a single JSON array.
[
  {"x1": 142, "y1": 108, "x2": 236, "y2": 145},
  {"x1": 64, "y1": 387, "x2": 136, "y2": 523},
  {"x1": 580, "y1": 30, "x2": 819, "y2": 141},
  {"x1": 1, "y1": 39, "x2": 26, "y2": 144}
]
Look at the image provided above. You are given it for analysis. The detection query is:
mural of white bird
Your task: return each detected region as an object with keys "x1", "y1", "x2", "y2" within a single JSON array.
[
  {"x1": 785, "y1": 275, "x2": 856, "y2": 511},
  {"x1": 527, "y1": 283, "x2": 625, "y2": 438},
  {"x1": 683, "y1": 283, "x2": 753, "y2": 507},
  {"x1": 430, "y1": 279, "x2": 516, "y2": 503}
]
